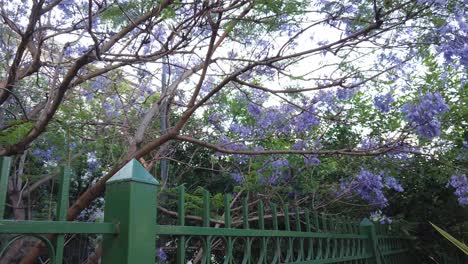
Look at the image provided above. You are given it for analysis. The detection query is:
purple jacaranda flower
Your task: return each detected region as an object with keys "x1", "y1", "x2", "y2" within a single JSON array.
[
  {"x1": 402, "y1": 92, "x2": 449, "y2": 139},
  {"x1": 385, "y1": 177, "x2": 404, "y2": 192},
  {"x1": 231, "y1": 172, "x2": 244, "y2": 184},
  {"x1": 374, "y1": 92, "x2": 394, "y2": 113},
  {"x1": 304, "y1": 155, "x2": 320, "y2": 166},
  {"x1": 336, "y1": 88, "x2": 356, "y2": 100},
  {"x1": 157, "y1": 248, "x2": 167, "y2": 262},
  {"x1": 447, "y1": 174, "x2": 468, "y2": 206},
  {"x1": 247, "y1": 103, "x2": 262, "y2": 117},
  {"x1": 271, "y1": 159, "x2": 289, "y2": 169},
  {"x1": 292, "y1": 140, "x2": 308, "y2": 150},
  {"x1": 340, "y1": 170, "x2": 403, "y2": 208}
]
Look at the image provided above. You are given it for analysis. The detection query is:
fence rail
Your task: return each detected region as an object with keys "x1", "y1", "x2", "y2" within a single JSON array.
[{"x1": 0, "y1": 157, "x2": 415, "y2": 263}]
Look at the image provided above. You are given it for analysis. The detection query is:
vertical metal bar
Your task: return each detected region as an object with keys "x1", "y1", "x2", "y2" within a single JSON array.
[
  {"x1": 322, "y1": 213, "x2": 330, "y2": 259},
  {"x1": 241, "y1": 197, "x2": 251, "y2": 264},
  {"x1": 0, "y1": 156, "x2": 11, "y2": 219},
  {"x1": 203, "y1": 189, "x2": 210, "y2": 227},
  {"x1": 338, "y1": 217, "x2": 345, "y2": 258},
  {"x1": 314, "y1": 211, "x2": 322, "y2": 259},
  {"x1": 271, "y1": 203, "x2": 280, "y2": 263},
  {"x1": 352, "y1": 221, "x2": 359, "y2": 257},
  {"x1": 346, "y1": 218, "x2": 352, "y2": 257},
  {"x1": 295, "y1": 207, "x2": 304, "y2": 261},
  {"x1": 305, "y1": 208, "x2": 313, "y2": 260},
  {"x1": 330, "y1": 215, "x2": 337, "y2": 258},
  {"x1": 333, "y1": 217, "x2": 339, "y2": 258},
  {"x1": 202, "y1": 189, "x2": 211, "y2": 264},
  {"x1": 177, "y1": 186, "x2": 186, "y2": 264},
  {"x1": 224, "y1": 194, "x2": 232, "y2": 264},
  {"x1": 55, "y1": 166, "x2": 70, "y2": 262},
  {"x1": 242, "y1": 197, "x2": 248, "y2": 229},
  {"x1": 224, "y1": 194, "x2": 231, "y2": 228},
  {"x1": 258, "y1": 201, "x2": 267, "y2": 264},
  {"x1": 284, "y1": 204, "x2": 292, "y2": 262}
]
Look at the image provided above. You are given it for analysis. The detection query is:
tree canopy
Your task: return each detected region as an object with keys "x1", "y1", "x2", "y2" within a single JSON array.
[{"x1": 0, "y1": 0, "x2": 466, "y2": 262}]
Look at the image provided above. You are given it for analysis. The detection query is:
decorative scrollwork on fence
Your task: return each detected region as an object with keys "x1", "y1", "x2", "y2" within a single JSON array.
[{"x1": 0, "y1": 234, "x2": 56, "y2": 263}]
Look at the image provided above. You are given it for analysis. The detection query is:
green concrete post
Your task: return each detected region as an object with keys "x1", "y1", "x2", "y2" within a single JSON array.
[
  {"x1": 102, "y1": 159, "x2": 158, "y2": 264},
  {"x1": 360, "y1": 218, "x2": 382, "y2": 264},
  {"x1": 0, "y1": 156, "x2": 11, "y2": 219}
]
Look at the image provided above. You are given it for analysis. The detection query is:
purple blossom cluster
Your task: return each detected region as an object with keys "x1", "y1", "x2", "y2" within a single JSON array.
[
  {"x1": 247, "y1": 103, "x2": 262, "y2": 117},
  {"x1": 447, "y1": 174, "x2": 468, "y2": 206},
  {"x1": 230, "y1": 172, "x2": 244, "y2": 184},
  {"x1": 304, "y1": 155, "x2": 320, "y2": 166},
  {"x1": 277, "y1": 14, "x2": 300, "y2": 37},
  {"x1": 257, "y1": 108, "x2": 290, "y2": 132},
  {"x1": 32, "y1": 146, "x2": 60, "y2": 161},
  {"x1": 340, "y1": 170, "x2": 404, "y2": 208},
  {"x1": 421, "y1": 1, "x2": 467, "y2": 68},
  {"x1": 374, "y1": 93, "x2": 394, "y2": 113},
  {"x1": 259, "y1": 173, "x2": 279, "y2": 186},
  {"x1": 156, "y1": 248, "x2": 167, "y2": 262},
  {"x1": 216, "y1": 136, "x2": 248, "y2": 163},
  {"x1": 229, "y1": 123, "x2": 251, "y2": 138},
  {"x1": 86, "y1": 152, "x2": 101, "y2": 174},
  {"x1": 255, "y1": 157, "x2": 293, "y2": 187},
  {"x1": 402, "y1": 92, "x2": 449, "y2": 139},
  {"x1": 359, "y1": 138, "x2": 378, "y2": 150},
  {"x1": 271, "y1": 159, "x2": 289, "y2": 169},
  {"x1": 385, "y1": 177, "x2": 404, "y2": 192},
  {"x1": 63, "y1": 44, "x2": 89, "y2": 58},
  {"x1": 81, "y1": 76, "x2": 112, "y2": 102},
  {"x1": 416, "y1": 0, "x2": 447, "y2": 6},
  {"x1": 208, "y1": 112, "x2": 224, "y2": 131},
  {"x1": 336, "y1": 88, "x2": 356, "y2": 101},
  {"x1": 292, "y1": 140, "x2": 308, "y2": 150},
  {"x1": 249, "y1": 102, "x2": 321, "y2": 135},
  {"x1": 370, "y1": 210, "x2": 393, "y2": 224},
  {"x1": 57, "y1": 0, "x2": 75, "y2": 16},
  {"x1": 293, "y1": 107, "x2": 320, "y2": 133}
]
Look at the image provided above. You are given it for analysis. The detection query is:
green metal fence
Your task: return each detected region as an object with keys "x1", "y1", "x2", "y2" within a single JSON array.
[{"x1": 0, "y1": 157, "x2": 415, "y2": 263}]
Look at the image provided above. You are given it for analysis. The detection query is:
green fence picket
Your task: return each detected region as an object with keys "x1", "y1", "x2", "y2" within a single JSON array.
[
  {"x1": 322, "y1": 213, "x2": 330, "y2": 259},
  {"x1": 295, "y1": 207, "x2": 304, "y2": 261},
  {"x1": 241, "y1": 197, "x2": 251, "y2": 264},
  {"x1": 224, "y1": 193, "x2": 233, "y2": 264},
  {"x1": 271, "y1": 203, "x2": 280, "y2": 263},
  {"x1": 177, "y1": 186, "x2": 186, "y2": 264},
  {"x1": 0, "y1": 156, "x2": 11, "y2": 219},
  {"x1": 54, "y1": 166, "x2": 71, "y2": 262},
  {"x1": 305, "y1": 208, "x2": 313, "y2": 260},
  {"x1": 258, "y1": 200, "x2": 267, "y2": 264},
  {"x1": 202, "y1": 189, "x2": 211, "y2": 264},
  {"x1": 283, "y1": 204, "x2": 293, "y2": 262},
  {"x1": 314, "y1": 211, "x2": 323, "y2": 260}
]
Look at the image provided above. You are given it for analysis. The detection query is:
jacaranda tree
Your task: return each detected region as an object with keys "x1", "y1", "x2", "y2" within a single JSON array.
[{"x1": 0, "y1": 0, "x2": 466, "y2": 262}]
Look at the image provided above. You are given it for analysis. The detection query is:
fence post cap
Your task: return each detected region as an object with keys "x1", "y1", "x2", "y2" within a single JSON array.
[
  {"x1": 360, "y1": 218, "x2": 373, "y2": 226},
  {"x1": 107, "y1": 159, "x2": 159, "y2": 186}
]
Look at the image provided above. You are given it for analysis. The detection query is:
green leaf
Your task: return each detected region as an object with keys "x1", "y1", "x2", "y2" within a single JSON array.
[{"x1": 430, "y1": 222, "x2": 468, "y2": 255}]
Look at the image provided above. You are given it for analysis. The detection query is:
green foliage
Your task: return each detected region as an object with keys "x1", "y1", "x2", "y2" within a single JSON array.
[
  {"x1": 101, "y1": 0, "x2": 162, "y2": 27},
  {"x1": 0, "y1": 121, "x2": 34, "y2": 145}
]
